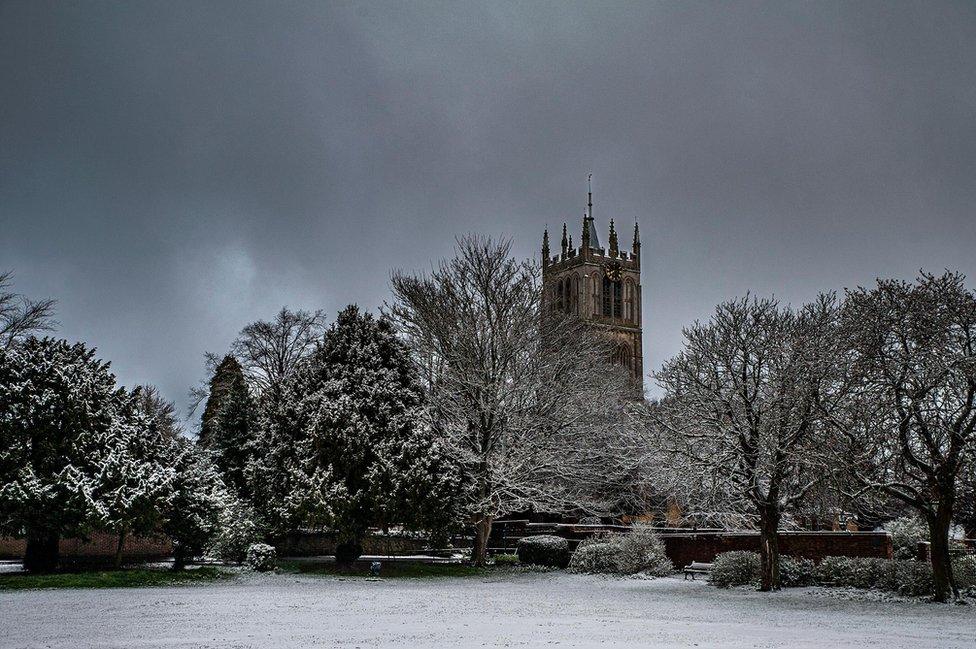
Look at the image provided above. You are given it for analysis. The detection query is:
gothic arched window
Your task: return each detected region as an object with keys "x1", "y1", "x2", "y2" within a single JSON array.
[
  {"x1": 592, "y1": 274, "x2": 601, "y2": 316},
  {"x1": 624, "y1": 279, "x2": 636, "y2": 322},
  {"x1": 612, "y1": 343, "x2": 632, "y2": 370},
  {"x1": 602, "y1": 276, "x2": 622, "y2": 318},
  {"x1": 569, "y1": 274, "x2": 579, "y2": 315}
]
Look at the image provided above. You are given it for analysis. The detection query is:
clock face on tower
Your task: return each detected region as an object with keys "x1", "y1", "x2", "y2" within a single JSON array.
[{"x1": 605, "y1": 261, "x2": 622, "y2": 282}]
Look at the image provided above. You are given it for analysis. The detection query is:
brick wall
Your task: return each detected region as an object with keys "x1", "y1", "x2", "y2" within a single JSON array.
[
  {"x1": 661, "y1": 531, "x2": 892, "y2": 567},
  {"x1": 0, "y1": 532, "x2": 172, "y2": 561},
  {"x1": 276, "y1": 531, "x2": 430, "y2": 557},
  {"x1": 488, "y1": 521, "x2": 892, "y2": 565}
]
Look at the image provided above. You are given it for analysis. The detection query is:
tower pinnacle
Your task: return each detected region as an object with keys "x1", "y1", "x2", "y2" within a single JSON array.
[{"x1": 632, "y1": 221, "x2": 641, "y2": 261}]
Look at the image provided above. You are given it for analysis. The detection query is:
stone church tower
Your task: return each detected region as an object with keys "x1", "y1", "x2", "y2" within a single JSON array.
[{"x1": 541, "y1": 183, "x2": 643, "y2": 387}]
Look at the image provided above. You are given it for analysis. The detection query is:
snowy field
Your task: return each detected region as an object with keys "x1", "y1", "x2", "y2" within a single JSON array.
[{"x1": 1, "y1": 572, "x2": 974, "y2": 649}]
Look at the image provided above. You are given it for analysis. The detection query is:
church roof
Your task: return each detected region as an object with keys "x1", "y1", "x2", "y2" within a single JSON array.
[{"x1": 587, "y1": 218, "x2": 601, "y2": 249}]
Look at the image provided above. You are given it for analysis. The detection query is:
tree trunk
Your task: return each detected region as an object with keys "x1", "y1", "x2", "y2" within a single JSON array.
[
  {"x1": 758, "y1": 507, "x2": 781, "y2": 592},
  {"x1": 114, "y1": 531, "x2": 126, "y2": 569},
  {"x1": 927, "y1": 509, "x2": 959, "y2": 602},
  {"x1": 172, "y1": 544, "x2": 188, "y2": 571},
  {"x1": 470, "y1": 516, "x2": 493, "y2": 567},
  {"x1": 23, "y1": 529, "x2": 60, "y2": 573}
]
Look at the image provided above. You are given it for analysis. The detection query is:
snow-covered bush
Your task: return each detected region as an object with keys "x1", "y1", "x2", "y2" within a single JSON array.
[
  {"x1": 492, "y1": 553, "x2": 519, "y2": 566},
  {"x1": 516, "y1": 535, "x2": 570, "y2": 568},
  {"x1": 567, "y1": 527, "x2": 673, "y2": 576},
  {"x1": 884, "y1": 516, "x2": 927, "y2": 560},
  {"x1": 578, "y1": 516, "x2": 602, "y2": 525},
  {"x1": 210, "y1": 498, "x2": 260, "y2": 564},
  {"x1": 814, "y1": 556, "x2": 873, "y2": 588},
  {"x1": 779, "y1": 556, "x2": 815, "y2": 587},
  {"x1": 813, "y1": 556, "x2": 940, "y2": 596},
  {"x1": 709, "y1": 551, "x2": 760, "y2": 588},
  {"x1": 954, "y1": 554, "x2": 976, "y2": 591},
  {"x1": 616, "y1": 525, "x2": 673, "y2": 576},
  {"x1": 568, "y1": 541, "x2": 620, "y2": 574},
  {"x1": 244, "y1": 543, "x2": 277, "y2": 572}
]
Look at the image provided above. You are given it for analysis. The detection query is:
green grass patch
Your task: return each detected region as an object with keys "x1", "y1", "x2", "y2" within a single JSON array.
[
  {"x1": 279, "y1": 559, "x2": 487, "y2": 579},
  {"x1": 0, "y1": 566, "x2": 232, "y2": 591}
]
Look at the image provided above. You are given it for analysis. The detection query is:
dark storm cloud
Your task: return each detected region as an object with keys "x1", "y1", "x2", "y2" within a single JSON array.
[{"x1": 2, "y1": 0, "x2": 975, "y2": 411}]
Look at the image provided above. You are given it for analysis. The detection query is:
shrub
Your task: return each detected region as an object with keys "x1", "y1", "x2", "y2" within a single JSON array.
[
  {"x1": 568, "y1": 541, "x2": 620, "y2": 574},
  {"x1": 578, "y1": 516, "x2": 602, "y2": 525},
  {"x1": 814, "y1": 556, "x2": 888, "y2": 589},
  {"x1": 884, "y1": 516, "x2": 927, "y2": 560},
  {"x1": 616, "y1": 525, "x2": 673, "y2": 576},
  {"x1": 813, "y1": 555, "x2": 939, "y2": 596},
  {"x1": 779, "y1": 556, "x2": 815, "y2": 587},
  {"x1": 710, "y1": 551, "x2": 760, "y2": 588},
  {"x1": 567, "y1": 527, "x2": 673, "y2": 576},
  {"x1": 492, "y1": 553, "x2": 519, "y2": 566},
  {"x1": 953, "y1": 554, "x2": 976, "y2": 590},
  {"x1": 516, "y1": 535, "x2": 570, "y2": 568},
  {"x1": 244, "y1": 543, "x2": 277, "y2": 572}
]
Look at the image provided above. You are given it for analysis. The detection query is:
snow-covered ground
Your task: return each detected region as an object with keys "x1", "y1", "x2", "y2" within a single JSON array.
[{"x1": 1, "y1": 572, "x2": 974, "y2": 648}]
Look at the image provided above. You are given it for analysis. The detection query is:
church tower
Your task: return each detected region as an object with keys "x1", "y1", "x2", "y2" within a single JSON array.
[{"x1": 541, "y1": 179, "x2": 643, "y2": 387}]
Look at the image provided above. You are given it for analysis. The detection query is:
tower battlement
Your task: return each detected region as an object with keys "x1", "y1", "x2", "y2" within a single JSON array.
[{"x1": 541, "y1": 182, "x2": 644, "y2": 387}]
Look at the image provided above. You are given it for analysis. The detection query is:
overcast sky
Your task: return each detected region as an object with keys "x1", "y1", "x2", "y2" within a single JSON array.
[{"x1": 2, "y1": 1, "x2": 975, "y2": 415}]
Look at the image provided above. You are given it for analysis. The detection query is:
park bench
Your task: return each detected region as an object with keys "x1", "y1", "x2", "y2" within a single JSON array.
[{"x1": 682, "y1": 561, "x2": 713, "y2": 580}]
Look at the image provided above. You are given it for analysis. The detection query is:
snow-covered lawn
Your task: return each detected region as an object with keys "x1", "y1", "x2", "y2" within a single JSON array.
[{"x1": 1, "y1": 572, "x2": 973, "y2": 648}]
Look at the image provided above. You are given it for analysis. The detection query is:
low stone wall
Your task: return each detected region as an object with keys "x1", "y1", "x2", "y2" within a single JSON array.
[
  {"x1": 488, "y1": 520, "x2": 892, "y2": 565},
  {"x1": 0, "y1": 532, "x2": 172, "y2": 561}
]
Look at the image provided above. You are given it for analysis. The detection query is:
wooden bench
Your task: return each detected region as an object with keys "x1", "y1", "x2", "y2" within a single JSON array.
[{"x1": 682, "y1": 561, "x2": 713, "y2": 580}]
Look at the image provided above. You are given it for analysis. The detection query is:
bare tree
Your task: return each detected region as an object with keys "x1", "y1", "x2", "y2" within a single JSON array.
[
  {"x1": 0, "y1": 271, "x2": 57, "y2": 349},
  {"x1": 189, "y1": 307, "x2": 325, "y2": 418},
  {"x1": 389, "y1": 235, "x2": 640, "y2": 566},
  {"x1": 132, "y1": 384, "x2": 182, "y2": 439},
  {"x1": 831, "y1": 271, "x2": 976, "y2": 602},
  {"x1": 652, "y1": 294, "x2": 841, "y2": 590},
  {"x1": 230, "y1": 307, "x2": 326, "y2": 399}
]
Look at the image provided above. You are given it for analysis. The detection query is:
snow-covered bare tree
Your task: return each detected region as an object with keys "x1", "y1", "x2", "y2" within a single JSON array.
[
  {"x1": 0, "y1": 337, "x2": 126, "y2": 572},
  {"x1": 230, "y1": 307, "x2": 326, "y2": 399},
  {"x1": 389, "y1": 236, "x2": 641, "y2": 566},
  {"x1": 0, "y1": 271, "x2": 57, "y2": 350},
  {"x1": 652, "y1": 294, "x2": 841, "y2": 591},
  {"x1": 831, "y1": 271, "x2": 976, "y2": 602}
]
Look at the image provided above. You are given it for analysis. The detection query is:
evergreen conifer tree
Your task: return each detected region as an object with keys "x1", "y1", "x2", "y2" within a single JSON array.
[
  {"x1": 0, "y1": 337, "x2": 126, "y2": 572},
  {"x1": 280, "y1": 305, "x2": 460, "y2": 562},
  {"x1": 199, "y1": 355, "x2": 254, "y2": 500}
]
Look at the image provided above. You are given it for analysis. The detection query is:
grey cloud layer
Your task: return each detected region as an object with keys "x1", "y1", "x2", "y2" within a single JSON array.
[{"x1": 2, "y1": 1, "x2": 974, "y2": 412}]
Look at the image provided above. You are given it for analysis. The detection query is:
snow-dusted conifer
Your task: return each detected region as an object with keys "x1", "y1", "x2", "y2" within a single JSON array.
[
  {"x1": 159, "y1": 437, "x2": 227, "y2": 570},
  {"x1": 81, "y1": 395, "x2": 174, "y2": 568},
  {"x1": 198, "y1": 355, "x2": 247, "y2": 447},
  {"x1": 0, "y1": 337, "x2": 126, "y2": 572},
  {"x1": 272, "y1": 305, "x2": 460, "y2": 562}
]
